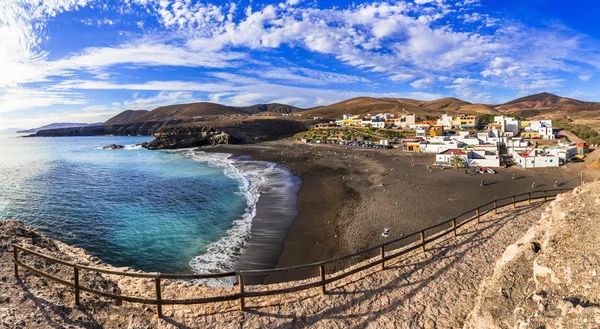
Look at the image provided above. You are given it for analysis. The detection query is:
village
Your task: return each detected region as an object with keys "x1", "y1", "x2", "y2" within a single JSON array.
[{"x1": 301, "y1": 112, "x2": 591, "y2": 169}]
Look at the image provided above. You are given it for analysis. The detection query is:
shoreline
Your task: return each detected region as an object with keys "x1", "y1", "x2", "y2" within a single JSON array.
[{"x1": 206, "y1": 141, "x2": 595, "y2": 283}]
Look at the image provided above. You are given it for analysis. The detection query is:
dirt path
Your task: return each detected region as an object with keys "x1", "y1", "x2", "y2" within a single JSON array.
[
  {"x1": 556, "y1": 129, "x2": 584, "y2": 143},
  {"x1": 149, "y1": 201, "x2": 546, "y2": 328}
]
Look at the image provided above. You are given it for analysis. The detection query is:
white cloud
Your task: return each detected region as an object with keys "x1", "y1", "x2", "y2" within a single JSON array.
[
  {"x1": 410, "y1": 77, "x2": 434, "y2": 89},
  {"x1": 0, "y1": 88, "x2": 86, "y2": 113}
]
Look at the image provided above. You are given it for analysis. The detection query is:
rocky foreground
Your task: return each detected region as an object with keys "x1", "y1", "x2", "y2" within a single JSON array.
[
  {"x1": 466, "y1": 180, "x2": 600, "y2": 328},
  {"x1": 1, "y1": 181, "x2": 598, "y2": 328}
]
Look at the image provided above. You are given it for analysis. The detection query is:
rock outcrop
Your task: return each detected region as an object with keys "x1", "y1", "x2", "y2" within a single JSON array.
[
  {"x1": 466, "y1": 180, "x2": 600, "y2": 328},
  {"x1": 142, "y1": 127, "x2": 230, "y2": 150},
  {"x1": 142, "y1": 118, "x2": 310, "y2": 150},
  {"x1": 102, "y1": 144, "x2": 124, "y2": 149}
]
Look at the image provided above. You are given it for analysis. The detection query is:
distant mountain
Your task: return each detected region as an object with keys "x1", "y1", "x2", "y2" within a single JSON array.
[
  {"x1": 494, "y1": 92, "x2": 600, "y2": 119},
  {"x1": 301, "y1": 96, "x2": 499, "y2": 118},
  {"x1": 17, "y1": 122, "x2": 102, "y2": 133},
  {"x1": 119, "y1": 102, "x2": 303, "y2": 123},
  {"x1": 0, "y1": 128, "x2": 24, "y2": 134}
]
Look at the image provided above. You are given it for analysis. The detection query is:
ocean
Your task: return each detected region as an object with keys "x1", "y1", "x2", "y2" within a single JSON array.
[{"x1": 0, "y1": 134, "x2": 298, "y2": 281}]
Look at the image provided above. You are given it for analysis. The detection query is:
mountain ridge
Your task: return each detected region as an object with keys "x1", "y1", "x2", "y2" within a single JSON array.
[{"x1": 17, "y1": 122, "x2": 102, "y2": 133}]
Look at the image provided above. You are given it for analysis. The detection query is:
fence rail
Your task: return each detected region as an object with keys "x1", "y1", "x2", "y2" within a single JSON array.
[{"x1": 12, "y1": 189, "x2": 567, "y2": 317}]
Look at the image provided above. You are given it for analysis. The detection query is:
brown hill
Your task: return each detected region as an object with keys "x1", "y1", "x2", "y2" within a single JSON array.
[
  {"x1": 103, "y1": 110, "x2": 149, "y2": 125},
  {"x1": 494, "y1": 92, "x2": 600, "y2": 119},
  {"x1": 302, "y1": 97, "x2": 498, "y2": 118},
  {"x1": 112, "y1": 102, "x2": 302, "y2": 123}
]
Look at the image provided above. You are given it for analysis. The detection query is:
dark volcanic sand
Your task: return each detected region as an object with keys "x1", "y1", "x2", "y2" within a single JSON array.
[{"x1": 205, "y1": 141, "x2": 594, "y2": 283}]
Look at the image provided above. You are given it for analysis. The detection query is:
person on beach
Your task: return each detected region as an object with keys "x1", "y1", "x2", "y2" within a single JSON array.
[
  {"x1": 554, "y1": 180, "x2": 559, "y2": 188},
  {"x1": 426, "y1": 165, "x2": 430, "y2": 171},
  {"x1": 480, "y1": 179, "x2": 485, "y2": 187},
  {"x1": 465, "y1": 170, "x2": 468, "y2": 176},
  {"x1": 532, "y1": 181, "x2": 536, "y2": 189},
  {"x1": 411, "y1": 158, "x2": 415, "y2": 167},
  {"x1": 512, "y1": 173, "x2": 516, "y2": 180},
  {"x1": 381, "y1": 227, "x2": 390, "y2": 238}
]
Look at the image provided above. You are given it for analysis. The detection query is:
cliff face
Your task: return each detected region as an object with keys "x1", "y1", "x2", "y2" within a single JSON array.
[
  {"x1": 142, "y1": 118, "x2": 310, "y2": 150},
  {"x1": 466, "y1": 180, "x2": 600, "y2": 328},
  {"x1": 29, "y1": 121, "x2": 172, "y2": 137}
]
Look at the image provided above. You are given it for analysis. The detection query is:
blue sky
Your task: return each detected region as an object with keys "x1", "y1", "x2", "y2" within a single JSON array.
[{"x1": 1, "y1": 0, "x2": 600, "y2": 129}]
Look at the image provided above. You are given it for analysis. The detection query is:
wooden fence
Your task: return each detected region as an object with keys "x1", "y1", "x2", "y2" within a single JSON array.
[{"x1": 12, "y1": 189, "x2": 566, "y2": 318}]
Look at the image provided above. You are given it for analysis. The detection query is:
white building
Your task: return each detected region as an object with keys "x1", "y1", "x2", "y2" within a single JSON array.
[
  {"x1": 437, "y1": 114, "x2": 454, "y2": 129},
  {"x1": 524, "y1": 120, "x2": 554, "y2": 139},
  {"x1": 494, "y1": 115, "x2": 521, "y2": 135},
  {"x1": 416, "y1": 128, "x2": 427, "y2": 138},
  {"x1": 512, "y1": 149, "x2": 559, "y2": 168},
  {"x1": 435, "y1": 148, "x2": 501, "y2": 167}
]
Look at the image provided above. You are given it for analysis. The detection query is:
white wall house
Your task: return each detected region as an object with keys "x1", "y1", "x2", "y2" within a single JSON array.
[
  {"x1": 435, "y1": 148, "x2": 501, "y2": 167},
  {"x1": 423, "y1": 141, "x2": 463, "y2": 153},
  {"x1": 512, "y1": 149, "x2": 559, "y2": 168},
  {"x1": 371, "y1": 121, "x2": 385, "y2": 129},
  {"x1": 437, "y1": 114, "x2": 454, "y2": 129},
  {"x1": 494, "y1": 115, "x2": 521, "y2": 135}
]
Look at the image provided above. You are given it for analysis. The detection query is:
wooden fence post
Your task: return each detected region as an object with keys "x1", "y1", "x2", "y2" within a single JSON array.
[
  {"x1": 494, "y1": 201, "x2": 498, "y2": 214},
  {"x1": 528, "y1": 192, "x2": 531, "y2": 205},
  {"x1": 452, "y1": 219, "x2": 456, "y2": 237},
  {"x1": 13, "y1": 246, "x2": 19, "y2": 281},
  {"x1": 74, "y1": 265, "x2": 80, "y2": 306},
  {"x1": 238, "y1": 275, "x2": 245, "y2": 311},
  {"x1": 380, "y1": 246, "x2": 385, "y2": 271},
  {"x1": 544, "y1": 191, "x2": 547, "y2": 201},
  {"x1": 512, "y1": 196, "x2": 516, "y2": 209},
  {"x1": 476, "y1": 208, "x2": 480, "y2": 224},
  {"x1": 155, "y1": 275, "x2": 162, "y2": 318},
  {"x1": 319, "y1": 265, "x2": 326, "y2": 295},
  {"x1": 420, "y1": 231, "x2": 426, "y2": 253}
]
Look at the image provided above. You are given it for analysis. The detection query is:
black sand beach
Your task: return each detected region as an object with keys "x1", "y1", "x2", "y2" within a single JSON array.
[{"x1": 206, "y1": 141, "x2": 597, "y2": 283}]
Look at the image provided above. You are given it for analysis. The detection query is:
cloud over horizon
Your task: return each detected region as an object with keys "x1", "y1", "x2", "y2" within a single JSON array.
[{"x1": 1, "y1": 0, "x2": 600, "y2": 129}]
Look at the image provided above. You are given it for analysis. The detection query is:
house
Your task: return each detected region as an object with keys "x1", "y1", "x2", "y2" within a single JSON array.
[
  {"x1": 402, "y1": 138, "x2": 426, "y2": 152},
  {"x1": 371, "y1": 121, "x2": 385, "y2": 129},
  {"x1": 313, "y1": 122, "x2": 337, "y2": 129},
  {"x1": 545, "y1": 144, "x2": 578, "y2": 161},
  {"x1": 512, "y1": 148, "x2": 559, "y2": 168},
  {"x1": 524, "y1": 120, "x2": 554, "y2": 139},
  {"x1": 521, "y1": 131, "x2": 540, "y2": 139},
  {"x1": 429, "y1": 126, "x2": 444, "y2": 137},
  {"x1": 494, "y1": 115, "x2": 520, "y2": 135},
  {"x1": 435, "y1": 149, "x2": 471, "y2": 166},
  {"x1": 453, "y1": 115, "x2": 479, "y2": 129},
  {"x1": 437, "y1": 114, "x2": 454, "y2": 129},
  {"x1": 416, "y1": 129, "x2": 427, "y2": 138},
  {"x1": 577, "y1": 142, "x2": 589, "y2": 156}
]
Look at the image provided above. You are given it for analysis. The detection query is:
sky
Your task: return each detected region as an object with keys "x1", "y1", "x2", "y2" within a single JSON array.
[{"x1": 1, "y1": 0, "x2": 600, "y2": 130}]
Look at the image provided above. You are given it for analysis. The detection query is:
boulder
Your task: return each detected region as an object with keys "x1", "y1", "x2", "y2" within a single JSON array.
[{"x1": 103, "y1": 144, "x2": 125, "y2": 149}]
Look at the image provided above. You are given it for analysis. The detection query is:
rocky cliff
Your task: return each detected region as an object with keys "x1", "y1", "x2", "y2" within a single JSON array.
[
  {"x1": 142, "y1": 118, "x2": 311, "y2": 150},
  {"x1": 466, "y1": 179, "x2": 600, "y2": 328}
]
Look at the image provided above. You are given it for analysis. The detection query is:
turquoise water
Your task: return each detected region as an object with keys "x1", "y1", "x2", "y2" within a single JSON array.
[{"x1": 0, "y1": 134, "x2": 251, "y2": 274}]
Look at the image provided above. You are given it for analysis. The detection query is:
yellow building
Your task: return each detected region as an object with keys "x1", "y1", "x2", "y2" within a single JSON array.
[
  {"x1": 406, "y1": 142, "x2": 421, "y2": 152},
  {"x1": 429, "y1": 126, "x2": 443, "y2": 137},
  {"x1": 453, "y1": 115, "x2": 479, "y2": 129},
  {"x1": 341, "y1": 119, "x2": 353, "y2": 126},
  {"x1": 520, "y1": 121, "x2": 532, "y2": 129},
  {"x1": 521, "y1": 131, "x2": 539, "y2": 139}
]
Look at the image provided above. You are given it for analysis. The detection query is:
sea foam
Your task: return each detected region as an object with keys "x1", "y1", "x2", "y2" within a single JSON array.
[{"x1": 179, "y1": 150, "x2": 284, "y2": 287}]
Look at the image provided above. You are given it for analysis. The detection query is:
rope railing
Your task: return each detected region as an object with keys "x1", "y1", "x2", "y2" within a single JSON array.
[{"x1": 12, "y1": 189, "x2": 567, "y2": 317}]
